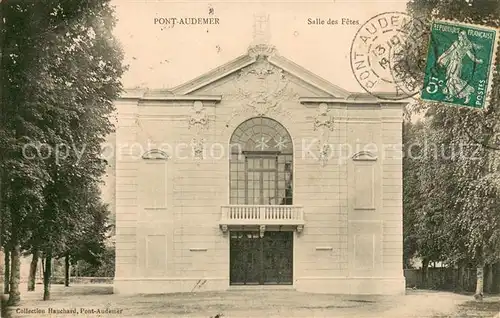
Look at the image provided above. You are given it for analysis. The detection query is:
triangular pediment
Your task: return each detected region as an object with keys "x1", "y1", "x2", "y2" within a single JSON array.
[
  {"x1": 120, "y1": 45, "x2": 411, "y2": 105},
  {"x1": 168, "y1": 44, "x2": 351, "y2": 99}
]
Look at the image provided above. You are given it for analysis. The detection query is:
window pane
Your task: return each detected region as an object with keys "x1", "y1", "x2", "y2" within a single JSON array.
[{"x1": 269, "y1": 158, "x2": 276, "y2": 168}]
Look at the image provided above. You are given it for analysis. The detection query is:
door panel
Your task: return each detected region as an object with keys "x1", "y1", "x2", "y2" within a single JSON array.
[
  {"x1": 229, "y1": 231, "x2": 293, "y2": 285},
  {"x1": 262, "y1": 232, "x2": 293, "y2": 284},
  {"x1": 230, "y1": 232, "x2": 260, "y2": 284}
]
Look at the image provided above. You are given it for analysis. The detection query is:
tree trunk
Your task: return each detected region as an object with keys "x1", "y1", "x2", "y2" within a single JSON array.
[
  {"x1": 43, "y1": 254, "x2": 52, "y2": 301},
  {"x1": 493, "y1": 262, "x2": 500, "y2": 294},
  {"x1": 7, "y1": 244, "x2": 21, "y2": 305},
  {"x1": 421, "y1": 258, "x2": 430, "y2": 289},
  {"x1": 64, "y1": 255, "x2": 70, "y2": 287},
  {"x1": 0, "y1": 294, "x2": 8, "y2": 318},
  {"x1": 456, "y1": 263, "x2": 464, "y2": 292},
  {"x1": 3, "y1": 249, "x2": 9, "y2": 294},
  {"x1": 0, "y1": 0, "x2": 5, "y2": 300},
  {"x1": 485, "y1": 264, "x2": 493, "y2": 294},
  {"x1": 474, "y1": 264, "x2": 484, "y2": 301},
  {"x1": 27, "y1": 250, "x2": 39, "y2": 291}
]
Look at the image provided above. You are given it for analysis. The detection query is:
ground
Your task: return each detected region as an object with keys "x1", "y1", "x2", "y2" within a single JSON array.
[
  {"x1": 3, "y1": 284, "x2": 499, "y2": 318},
  {"x1": 442, "y1": 298, "x2": 500, "y2": 318}
]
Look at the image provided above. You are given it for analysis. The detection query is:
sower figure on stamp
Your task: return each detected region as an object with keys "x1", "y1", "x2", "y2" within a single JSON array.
[{"x1": 437, "y1": 30, "x2": 483, "y2": 103}]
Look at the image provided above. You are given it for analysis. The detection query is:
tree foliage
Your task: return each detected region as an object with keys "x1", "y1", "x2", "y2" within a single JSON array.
[
  {"x1": 0, "y1": 0, "x2": 125, "y2": 302},
  {"x1": 403, "y1": 0, "x2": 500, "y2": 295}
]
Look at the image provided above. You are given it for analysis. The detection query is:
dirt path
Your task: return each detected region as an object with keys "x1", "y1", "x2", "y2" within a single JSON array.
[
  {"x1": 4, "y1": 284, "x2": 478, "y2": 318},
  {"x1": 374, "y1": 290, "x2": 470, "y2": 318}
]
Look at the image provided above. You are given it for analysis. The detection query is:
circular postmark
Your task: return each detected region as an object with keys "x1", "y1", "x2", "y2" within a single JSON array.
[
  {"x1": 388, "y1": 16, "x2": 430, "y2": 98},
  {"x1": 350, "y1": 12, "x2": 428, "y2": 100}
]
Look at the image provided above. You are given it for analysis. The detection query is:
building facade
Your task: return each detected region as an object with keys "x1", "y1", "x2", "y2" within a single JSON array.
[{"x1": 112, "y1": 43, "x2": 406, "y2": 295}]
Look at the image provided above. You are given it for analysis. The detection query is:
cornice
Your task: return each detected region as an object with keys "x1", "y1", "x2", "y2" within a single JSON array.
[
  {"x1": 169, "y1": 54, "x2": 256, "y2": 95},
  {"x1": 139, "y1": 95, "x2": 222, "y2": 102},
  {"x1": 299, "y1": 97, "x2": 410, "y2": 107}
]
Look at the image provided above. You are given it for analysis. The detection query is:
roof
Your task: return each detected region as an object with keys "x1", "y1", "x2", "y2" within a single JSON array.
[{"x1": 119, "y1": 44, "x2": 409, "y2": 105}]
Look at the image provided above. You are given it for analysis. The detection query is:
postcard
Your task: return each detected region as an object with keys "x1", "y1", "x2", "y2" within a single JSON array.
[{"x1": 2, "y1": 1, "x2": 499, "y2": 317}]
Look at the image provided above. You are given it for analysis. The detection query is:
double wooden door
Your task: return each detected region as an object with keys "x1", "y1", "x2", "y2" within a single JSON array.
[{"x1": 229, "y1": 231, "x2": 293, "y2": 285}]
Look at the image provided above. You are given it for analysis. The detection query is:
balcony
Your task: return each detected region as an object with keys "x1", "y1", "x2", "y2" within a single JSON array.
[{"x1": 219, "y1": 205, "x2": 304, "y2": 234}]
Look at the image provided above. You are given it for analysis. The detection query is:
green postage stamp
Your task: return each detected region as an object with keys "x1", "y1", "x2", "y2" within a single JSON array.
[{"x1": 421, "y1": 20, "x2": 498, "y2": 109}]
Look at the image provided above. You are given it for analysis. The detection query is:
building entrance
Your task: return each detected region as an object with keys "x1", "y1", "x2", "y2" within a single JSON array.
[{"x1": 229, "y1": 231, "x2": 293, "y2": 285}]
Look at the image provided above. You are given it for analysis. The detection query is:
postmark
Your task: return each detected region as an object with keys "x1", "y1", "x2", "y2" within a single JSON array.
[
  {"x1": 388, "y1": 16, "x2": 431, "y2": 99},
  {"x1": 350, "y1": 12, "x2": 428, "y2": 100},
  {"x1": 420, "y1": 20, "x2": 498, "y2": 109}
]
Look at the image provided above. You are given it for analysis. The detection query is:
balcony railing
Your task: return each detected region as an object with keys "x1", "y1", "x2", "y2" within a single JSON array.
[{"x1": 220, "y1": 205, "x2": 304, "y2": 226}]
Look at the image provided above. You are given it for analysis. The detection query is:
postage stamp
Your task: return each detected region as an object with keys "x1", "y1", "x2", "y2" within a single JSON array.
[
  {"x1": 420, "y1": 20, "x2": 498, "y2": 109},
  {"x1": 350, "y1": 12, "x2": 428, "y2": 100}
]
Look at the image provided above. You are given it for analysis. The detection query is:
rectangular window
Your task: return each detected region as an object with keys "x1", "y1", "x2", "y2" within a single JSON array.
[{"x1": 230, "y1": 154, "x2": 292, "y2": 205}]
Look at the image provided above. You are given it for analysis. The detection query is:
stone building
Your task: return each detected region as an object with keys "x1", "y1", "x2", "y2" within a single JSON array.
[{"x1": 111, "y1": 31, "x2": 406, "y2": 294}]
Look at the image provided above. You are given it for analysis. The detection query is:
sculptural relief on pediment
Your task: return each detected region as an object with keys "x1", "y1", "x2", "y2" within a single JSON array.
[{"x1": 224, "y1": 57, "x2": 299, "y2": 127}]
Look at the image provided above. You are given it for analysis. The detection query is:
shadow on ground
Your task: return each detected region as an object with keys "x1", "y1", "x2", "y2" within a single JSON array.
[{"x1": 432, "y1": 298, "x2": 500, "y2": 318}]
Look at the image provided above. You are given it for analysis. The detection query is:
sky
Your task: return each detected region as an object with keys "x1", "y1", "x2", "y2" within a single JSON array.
[{"x1": 111, "y1": 0, "x2": 410, "y2": 93}]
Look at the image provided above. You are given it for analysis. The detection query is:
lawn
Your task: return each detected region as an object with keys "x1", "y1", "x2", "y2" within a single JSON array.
[{"x1": 2, "y1": 284, "x2": 497, "y2": 318}]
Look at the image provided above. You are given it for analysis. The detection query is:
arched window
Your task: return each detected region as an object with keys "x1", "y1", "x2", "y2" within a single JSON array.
[{"x1": 229, "y1": 117, "x2": 293, "y2": 205}]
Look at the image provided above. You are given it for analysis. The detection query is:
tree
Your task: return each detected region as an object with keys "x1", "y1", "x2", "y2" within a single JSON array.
[
  {"x1": 74, "y1": 244, "x2": 115, "y2": 278},
  {"x1": 27, "y1": 250, "x2": 40, "y2": 291},
  {"x1": 405, "y1": 0, "x2": 500, "y2": 299},
  {"x1": 403, "y1": 117, "x2": 456, "y2": 286},
  {"x1": 60, "y1": 186, "x2": 112, "y2": 288},
  {"x1": 403, "y1": 121, "x2": 422, "y2": 269},
  {"x1": 0, "y1": 0, "x2": 125, "y2": 303},
  {"x1": 0, "y1": 2, "x2": 49, "y2": 306}
]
